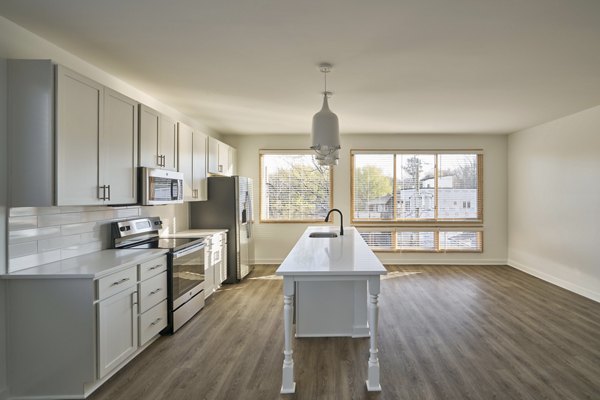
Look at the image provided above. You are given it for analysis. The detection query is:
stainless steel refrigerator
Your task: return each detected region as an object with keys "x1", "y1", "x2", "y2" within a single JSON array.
[{"x1": 190, "y1": 176, "x2": 254, "y2": 282}]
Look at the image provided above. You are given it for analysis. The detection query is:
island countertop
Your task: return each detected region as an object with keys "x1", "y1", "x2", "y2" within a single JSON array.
[{"x1": 276, "y1": 226, "x2": 387, "y2": 276}]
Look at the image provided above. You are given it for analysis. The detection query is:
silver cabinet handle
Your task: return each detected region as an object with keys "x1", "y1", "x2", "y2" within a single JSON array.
[
  {"x1": 98, "y1": 185, "x2": 107, "y2": 200},
  {"x1": 150, "y1": 317, "x2": 162, "y2": 326},
  {"x1": 106, "y1": 184, "x2": 111, "y2": 201},
  {"x1": 218, "y1": 164, "x2": 223, "y2": 173},
  {"x1": 149, "y1": 264, "x2": 163, "y2": 270},
  {"x1": 149, "y1": 288, "x2": 162, "y2": 295},
  {"x1": 110, "y1": 277, "x2": 130, "y2": 286}
]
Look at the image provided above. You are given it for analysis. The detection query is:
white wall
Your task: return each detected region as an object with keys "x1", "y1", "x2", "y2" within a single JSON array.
[
  {"x1": 508, "y1": 105, "x2": 600, "y2": 302},
  {"x1": 0, "y1": 58, "x2": 9, "y2": 399},
  {"x1": 224, "y1": 133, "x2": 508, "y2": 265}
]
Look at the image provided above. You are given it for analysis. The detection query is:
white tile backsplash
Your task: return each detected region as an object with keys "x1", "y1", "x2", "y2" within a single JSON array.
[
  {"x1": 8, "y1": 216, "x2": 38, "y2": 231},
  {"x1": 8, "y1": 242, "x2": 38, "y2": 259},
  {"x1": 7, "y1": 204, "x2": 189, "y2": 273},
  {"x1": 9, "y1": 207, "x2": 60, "y2": 217},
  {"x1": 38, "y1": 212, "x2": 82, "y2": 227},
  {"x1": 60, "y1": 221, "x2": 101, "y2": 236},
  {"x1": 37, "y1": 234, "x2": 81, "y2": 252},
  {"x1": 10, "y1": 250, "x2": 62, "y2": 272},
  {"x1": 9, "y1": 227, "x2": 62, "y2": 244}
]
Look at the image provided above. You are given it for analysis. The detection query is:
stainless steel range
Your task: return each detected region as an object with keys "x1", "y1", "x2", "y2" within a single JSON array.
[{"x1": 112, "y1": 217, "x2": 206, "y2": 333}]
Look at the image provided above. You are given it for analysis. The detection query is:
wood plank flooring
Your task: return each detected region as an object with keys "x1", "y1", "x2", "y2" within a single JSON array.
[{"x1": 89, "y1": 265, "x2": 600, "y2": 400}]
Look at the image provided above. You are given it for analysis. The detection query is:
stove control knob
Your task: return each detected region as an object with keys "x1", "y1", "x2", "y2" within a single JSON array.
[{"x1": 119, "y1": 227, "x2": 126, "y2": 232}]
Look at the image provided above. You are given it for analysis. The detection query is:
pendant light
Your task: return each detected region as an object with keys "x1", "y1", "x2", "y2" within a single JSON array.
[{"x1": 311, "y1": 63, "x2": 340, "y2": 166}]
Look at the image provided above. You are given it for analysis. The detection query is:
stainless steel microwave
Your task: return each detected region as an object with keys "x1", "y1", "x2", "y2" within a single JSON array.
[{"x1": 140, "y1": 167, "x2": 184, "y2": 205}]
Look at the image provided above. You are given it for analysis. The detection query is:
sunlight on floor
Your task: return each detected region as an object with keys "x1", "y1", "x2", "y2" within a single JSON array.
[
  {"x1": 247, "y1": 270, "x2": 422, "y2": 281},
  {"x1": 248, "y1": 274, "x2": 282, "y2": 281},
  {"x1": 382, "y1": 271, "x2": 422, "y2": 280}
]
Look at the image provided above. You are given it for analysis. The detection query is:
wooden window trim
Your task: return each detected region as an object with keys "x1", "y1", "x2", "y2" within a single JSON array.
[
  {"x1": 356, "y1": 227, "x2": 483, "y2": 253},
  {"x1": 258, "y1": 150, "x2": 334, "y2": 223}
]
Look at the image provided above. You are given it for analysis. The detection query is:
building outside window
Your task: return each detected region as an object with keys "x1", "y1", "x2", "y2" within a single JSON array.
[{"x1": 352, "y1": 150, "x2": 483, "y2": 252}]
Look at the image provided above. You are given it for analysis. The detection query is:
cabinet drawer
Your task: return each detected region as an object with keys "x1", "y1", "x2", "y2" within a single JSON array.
[
  {"x1": 139, "y1": 271, "x2": 167, "y2": 313},
  {"x1": 97, "y1": 266, "x2": 137, "y2": 300},
  {"x1": 139, "y1": 300, "x2": 167, "y2": 346},
  {"x1": 139, "y1": 255, "x2": 167, "y2": 281}
]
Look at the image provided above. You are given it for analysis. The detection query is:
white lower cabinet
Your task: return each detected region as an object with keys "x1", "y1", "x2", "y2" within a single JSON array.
[
  {"x1": 139, "y1": 300, "x2": 168, "y2": 346},
  {"x1": 3, "y1": 252, "x2": 170, "y2": 399},
  {"x1": 138, "y1": 268, "x2": 168, "y2": 346},
  {"x1": 97, "y1": 285, "x2": 138, "y2": 379},
  {"x1": 96, "y1": 256, "x2": 167, "y2": 379},
  {"x1": 204, "y1": 232, "x2": 228, "y2": 298}
]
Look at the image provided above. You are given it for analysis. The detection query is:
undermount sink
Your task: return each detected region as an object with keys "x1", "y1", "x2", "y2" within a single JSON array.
[{"x1": 309, "y1": 232, "x2": 338, "y2": 238}]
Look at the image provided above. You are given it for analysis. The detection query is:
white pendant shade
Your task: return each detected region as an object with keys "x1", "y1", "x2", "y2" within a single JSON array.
[
  {"x1": 310, "y1": 63, "x2": 341, "y2": 166},
  {"x1": 311, "y1": 95, "x2": 340, "y2": 152}
]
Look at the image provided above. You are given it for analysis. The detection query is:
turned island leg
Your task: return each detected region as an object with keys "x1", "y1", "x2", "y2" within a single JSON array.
[
  {"x1": 281, "y1": 278, "x2": 296, "y2": 394},
  {"x1": 366, "y1": 277, "x2": 382, "y2": 391}
]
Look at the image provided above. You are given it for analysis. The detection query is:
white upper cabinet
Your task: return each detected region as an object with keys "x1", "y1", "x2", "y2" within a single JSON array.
[
  {"x1": 56, "y1": 66, "x2": 104, "y2": 206},
  {"x1": 102, "y1": 88, "x2": 138, "y2": 205},
  {"x1": 208, "y1": 137, "x2": 236, "y2": 176},
  {"x1": 192, "y1": 131, "x2": 208, "y2": 200},
  {"x1": 139, "y1": 105, "x2": 160, "y2": 168},
  {"x1": 139, "y1": 104, "x2": 178, "y2": 171},
  {"x1": 56, "y1": 66, "x2": 138, "y2": 206},
  {"x1": 178, "y1": 122, "x2": 208, "y2": 201},
  {"x1": 161, "y1": 114, "x2": 178, "y2": 171},
  {"x1": 177, "y1": 122, "x2": 194, "y2": 201}
]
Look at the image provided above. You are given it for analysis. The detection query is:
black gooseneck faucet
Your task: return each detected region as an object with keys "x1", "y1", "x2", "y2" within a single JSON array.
[{"x1": 324, "y1": 208, "x2": 344, "y2": 235}]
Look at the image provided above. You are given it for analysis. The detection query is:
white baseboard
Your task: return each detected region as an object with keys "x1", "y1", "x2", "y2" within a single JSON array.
[{"x1": 508, "y1": 259, "x2": 600, "y2": 303}]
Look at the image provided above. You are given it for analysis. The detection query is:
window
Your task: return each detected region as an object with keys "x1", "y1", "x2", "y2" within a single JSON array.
[
  {"x1": 358, "y1": 228, "x2": 483, "y2": 253},
  {"x1": 352, "y1": 151, "x2": 482, "y2": 223},
  {"x1": 260, "y1": 151, "x2": 333, "y2": 222}
]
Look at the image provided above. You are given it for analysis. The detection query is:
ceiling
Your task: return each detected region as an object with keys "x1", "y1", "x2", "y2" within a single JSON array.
[{"x1": 1, "y1": 0, "x2": 600, "y2": 135}]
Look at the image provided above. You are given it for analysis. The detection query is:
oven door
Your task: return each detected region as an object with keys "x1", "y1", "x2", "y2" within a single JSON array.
[{"x1": 171, "y1": 243, "x2": 205, "y2": 309}]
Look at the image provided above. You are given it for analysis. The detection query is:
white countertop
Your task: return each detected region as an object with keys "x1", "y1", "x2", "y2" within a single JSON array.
[
  {"x1": 276, "y1": 227, "x2": 387, "y2": 276},
  {"x1": 2, "y1": 249, "x2": 169, "y2": 279},
  {"x1": 162, "y1": 229, "x2": 228, "y2": 238}
]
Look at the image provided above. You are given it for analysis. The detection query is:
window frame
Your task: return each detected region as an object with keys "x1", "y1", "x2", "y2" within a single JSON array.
[
  {"x1": 350, "y1": 149, "x2": 483, "y2": 226},
  {"x1": 357, "y1": 227, "x2": 484, "y2": 253},
  {"x1": 259, "y1": 149, "x2": 334, "y2": 224}
]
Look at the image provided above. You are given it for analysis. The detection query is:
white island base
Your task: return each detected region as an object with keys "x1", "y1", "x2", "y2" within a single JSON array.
[
  {"x1": 276, "y1": 226, "x2": 387, "y2": 394},
  {"x1": 296, "y1": 280, "x2": 369, "y2": 337}
]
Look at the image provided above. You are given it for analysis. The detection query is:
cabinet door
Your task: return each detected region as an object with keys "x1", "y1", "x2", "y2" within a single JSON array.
[
  {"x1": 204, "y1": 263, "x2": 215, "y2": 298},
  {"x1": 102, "y1": 88, "x2": 138, "y2": 205},
  {"x1": 192, "y1": 132, "x2": 208, "y2": 200},
  {"x1": 220, "y1": 242, "x2": 228, "y2": 283},
  {"x1": 139, "y1": 104, "x2": 160, "y2": 168},
  {"x1": 207, "y1": 136, "x2": 219, "y2": 174},
  {"x1": 97, "y1": 286, "x2": 138, "y2": 379},
  {"x1": 56, "y1": 65, "x2": 103, "y2": 205},
  {"x1": 218, "y1": 141, "x2": 229, "y2": 175},
  {"x1": 177, "y1": 122, "x2": 194, "y2": 201},
  {"x1": 228, "y1": 147, "x2": 237, "y2": 176},
  {"x1": 160, "y1": 114, "x2": 178, "y2": 171}
]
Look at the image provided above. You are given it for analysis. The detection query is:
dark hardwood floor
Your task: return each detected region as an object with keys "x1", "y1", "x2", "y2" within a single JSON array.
[{"x1": 89, "y1": 265, "x2": 600, "y2": 400}]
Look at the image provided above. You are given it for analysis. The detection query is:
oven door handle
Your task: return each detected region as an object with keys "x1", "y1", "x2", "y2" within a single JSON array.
[{"x1": 172, "y1": 243, "x2": 206, "y2": 259}]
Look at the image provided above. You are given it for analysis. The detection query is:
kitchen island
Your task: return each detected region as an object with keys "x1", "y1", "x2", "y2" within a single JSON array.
[{"x1": 276, "y1": 226, "x2": 387, "y2": 394}]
